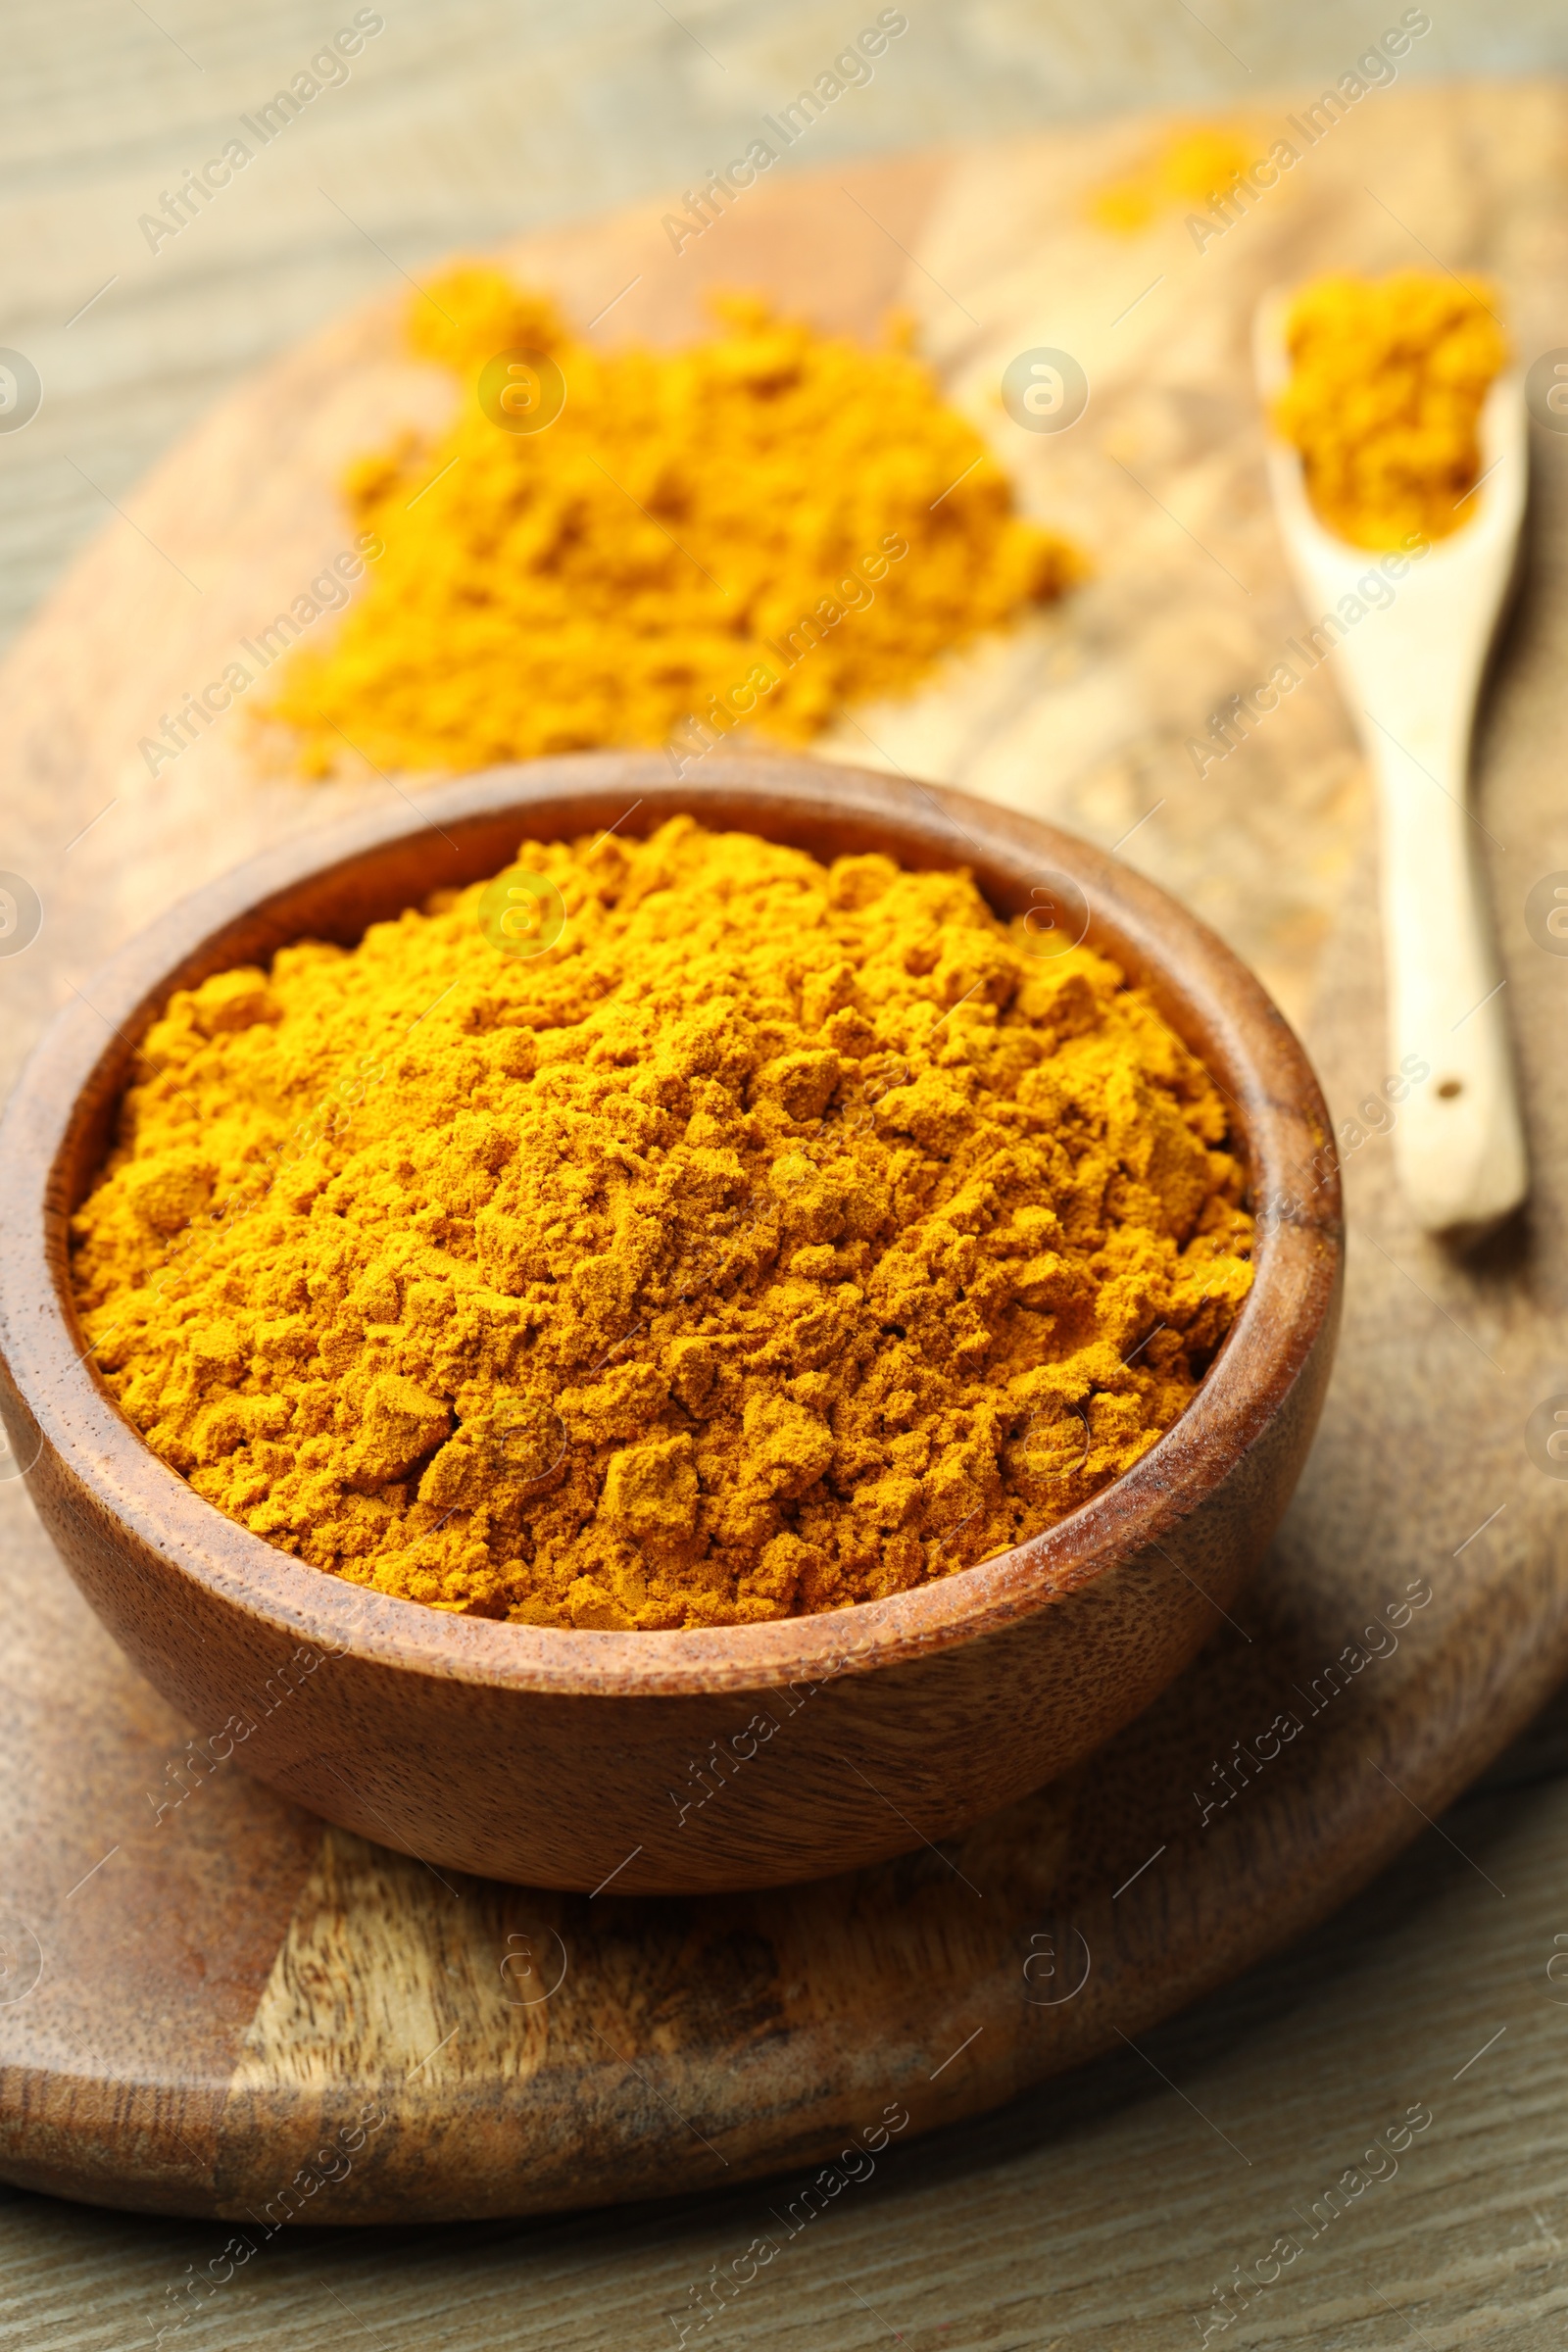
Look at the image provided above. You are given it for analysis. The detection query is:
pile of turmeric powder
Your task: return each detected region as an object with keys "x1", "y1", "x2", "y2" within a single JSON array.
[
  {"x1": 72, "y1": 820, "x2": 1253, "y2": 1629},
  {"x1": 1088, "y1": 123, "x2": 1255, "y2": 234},
  {"x1": 265, "y1": 269, "x2": 1084, "y2": 779},
  {"x1": 1272, "y1": 270, "x2": 1508, "y2": 551}
]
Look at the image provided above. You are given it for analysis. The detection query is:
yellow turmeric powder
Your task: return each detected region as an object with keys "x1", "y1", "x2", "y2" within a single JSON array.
[
  {"x1": 1088, "y1": 124, "x2": 1255, "y2": 234},
  {"x1": 72, "y1": 819, "x2": 1253, "y2": 1629},
  {"x1": 1271, "y1": 271, "x2": 1508, "y2": 551},
  {"x1": 265, "y1": 270, "x2": 1084, "y2": 779}
]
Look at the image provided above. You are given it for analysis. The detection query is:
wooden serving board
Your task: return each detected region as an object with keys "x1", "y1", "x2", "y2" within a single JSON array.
[{"x1": 2, "y1": 83, "x2": 1567, "y2": 2223}]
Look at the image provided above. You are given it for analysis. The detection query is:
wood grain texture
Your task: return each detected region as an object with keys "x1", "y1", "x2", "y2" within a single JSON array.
[
  {"x1": 0, "y1": 78, "x2": 1565, "y2": 2245},
  {"x1": 0, "y1": 758, "x2": 1341, "y2": 1899}
]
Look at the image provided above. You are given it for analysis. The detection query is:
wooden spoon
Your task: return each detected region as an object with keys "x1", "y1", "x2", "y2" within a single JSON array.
[{"x1": 1255, "y1": 293, "x2": 1528, "y2": 1243}]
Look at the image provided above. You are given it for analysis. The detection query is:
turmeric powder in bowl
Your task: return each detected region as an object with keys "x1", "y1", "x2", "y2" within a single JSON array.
[
  {"x1": 1270, "y1": 270, "x2": 1508, "y2": 551},
  {"x1": 70, "y1": 820, "x2": 1253, "y2": 1630}
]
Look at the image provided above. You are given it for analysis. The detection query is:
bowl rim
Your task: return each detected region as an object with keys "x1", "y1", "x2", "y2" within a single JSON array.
[{"x1": 0, "y1": 751, "x2": 1342, "y2": 1697}]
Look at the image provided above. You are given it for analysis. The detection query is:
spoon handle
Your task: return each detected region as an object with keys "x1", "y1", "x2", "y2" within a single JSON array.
[{"x1": 1368, "y1": 726, "x2": 1527, "y2": 1240}]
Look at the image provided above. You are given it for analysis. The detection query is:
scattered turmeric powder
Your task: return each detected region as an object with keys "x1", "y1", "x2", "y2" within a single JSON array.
[
  {"x1": 1271, "y1": 271, "x2": 1509, "y2": 551},
  {"x1": 1088, "y1": 124, "x2": 1255, "y2": 234},
  {"x1": 265, "y1": 269, "x2": 1084, "y2": 780},
  {"x1": 72, "y1": 819, "x2": 1253, "y2": 1629}
]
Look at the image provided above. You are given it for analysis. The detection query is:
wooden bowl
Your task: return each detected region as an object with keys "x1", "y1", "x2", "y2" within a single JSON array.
[{"x1": 0, "y1": 754, "x2": 1341, "y2": 1894}]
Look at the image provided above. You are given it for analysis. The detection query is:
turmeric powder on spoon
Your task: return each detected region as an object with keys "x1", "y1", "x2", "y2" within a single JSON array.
[
  {"x1": 1270, "y1": 270, "x2": 1507, "y2": 550},
  {"x1": 72, "y1": 821, "x2": 1252, "y2": 1628}
]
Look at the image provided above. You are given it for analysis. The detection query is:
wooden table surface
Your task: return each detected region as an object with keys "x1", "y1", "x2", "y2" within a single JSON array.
[{"x1": 6, "y1": 3, "x2": 1568, "y2": 2346}]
